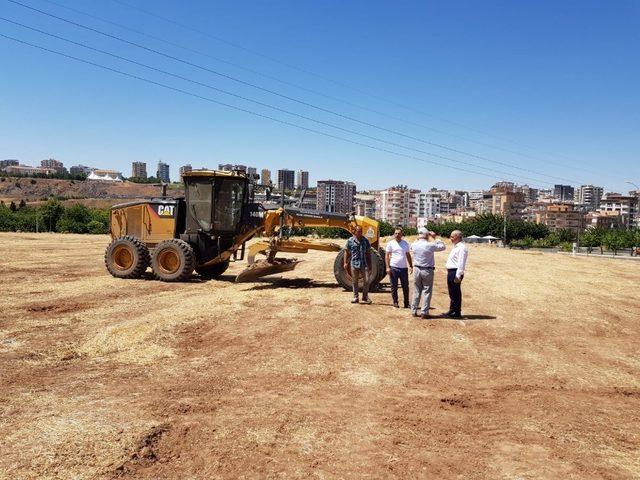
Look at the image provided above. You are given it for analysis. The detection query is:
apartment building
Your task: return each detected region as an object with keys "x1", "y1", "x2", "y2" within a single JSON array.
[
  {"x1": 534, "y1": 203, "x2": 585, "y2": 233},
  {"x1": 576, "y1": 185, "x2": 604, "y2": 210},
  {"x1": 131, "y1": 161, "x2": 147, "y2": 179},
  {"x1": 40, "y1": 158, "x2": 65, "y2": 174},
  {"x1": 354, "y1": 193, "x2": 376, "y2": 218},
  {"x1": 553, "y1": 184, "x2": 575, "y2": 202},
  {"x1": 261, "y1": 169, "x2": 271, "y2": 185},
  {"x1": 69, "y1": 165, "x2": 92, "y2": 176},
  {"x1": 491, "y1": 191, "x2": 526, "y2": 220},
  {"x1": 599, "y1": 193, "x2": 638, "y2": 228},
  {"x1": 0, "y1": 159, "x2": 19, "y2": 169},
  {"x1": 295, "y1": 170, "x2": 309, "y2": 190},
  {"x1": 156, "y1": 161, "x2": 170, "y2": 183},
  {"x1": 4, "y1": 165, "x2": 57, "y2": 176},
  {"x1": 316, "y1": 180, "x2": 356, "y2": 213},
  {"x1": 375, "y1": 186, "x2": 411, "y2": 226},
  {"x1": 277, "y1": 169, "x2": 295, "y2": 191},
  {"x1": 179, "y1": 164, "x2": 192, "y2": 182}
]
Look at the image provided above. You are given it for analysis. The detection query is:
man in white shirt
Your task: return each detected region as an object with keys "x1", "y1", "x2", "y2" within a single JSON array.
[
  {"x1": 385, "y1": 227, "x2": 413, "y2": 308},
  {"x1": 410, "y1": 227, "x2": 446, "y2": 318},
  {"x1": 444, "y1": 230, "x2": 468, "y2": 319}
]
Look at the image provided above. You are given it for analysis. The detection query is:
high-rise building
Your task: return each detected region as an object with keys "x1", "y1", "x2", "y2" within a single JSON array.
[
  {"x1": 157, "y1": 161, "x2": 170, "y2": 183},
  {"x1": 413, "y1": 191, "x2": 441, "y2": 220},
  {"x1": 576, "y1": 185, "x2": 604, "y2": 210},
  {"x1": 261, "y1": 168, "x2": 271, "y2": 185},
  {"x1": 247, "y1": 166, "x2": 258, "y2": 181},
  {"x1": 354, "y1": 193, "x2": 376, "y2": 218},
  {"x1": 375, "y1": 186, "x2": 411, "y2": 226},
  {"x1": 131, "y1": 161, "x2": 147, "y2": 179},
  {"x1": 553, "y1": 184, "x2": 575, "y2": 202},
  {"x1": 41, "y1": 158, "x2": 65, "y2": 174},
  {"x1": 179, "y1": 164, "x2": 192, "y2": 182},
  {"x1": 277, "y1": 169, "x2": 295, "y2": 191},
  {"x1": 316, "y1": 180, "x2": 356, "y2": 213},
  {"x1": 296, "y1": 170, "x2": 309, "y2": 190}
]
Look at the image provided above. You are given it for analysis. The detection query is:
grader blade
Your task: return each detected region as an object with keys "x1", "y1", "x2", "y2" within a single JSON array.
[{"x1": 235, "y1": 257, "x2": 302, "y2": 282}]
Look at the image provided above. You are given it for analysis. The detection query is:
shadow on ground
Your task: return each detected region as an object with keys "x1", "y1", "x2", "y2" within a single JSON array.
[{"x1": 242, "y1": 277, "x2": 340, "y2": 291}]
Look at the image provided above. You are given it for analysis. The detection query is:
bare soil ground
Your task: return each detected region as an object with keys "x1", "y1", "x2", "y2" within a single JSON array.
[{"x1": 1, "y1": 232, "x2": 639, "y2": 479}]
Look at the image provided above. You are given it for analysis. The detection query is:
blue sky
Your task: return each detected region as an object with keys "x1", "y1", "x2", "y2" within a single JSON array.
[{"x1": 1, "y1": 0, "x2": 638, "y2": 192}]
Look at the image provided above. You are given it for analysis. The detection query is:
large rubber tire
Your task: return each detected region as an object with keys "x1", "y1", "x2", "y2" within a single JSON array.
[
  {"x1": 374, "y1": 247, "x2": 386, "y2": 283},
  {"x1": 105, "y1": 235, "x2": 150, "y2": 279},
  {"x1": 196, "y1": 261, "x2": 230, "y2": 279},
  {"x1": 151, "y1": 239, "x2": 195, "y2": 282},
  {"x1": 333, "y1": 248, "x2": 381, "y2": 292}
]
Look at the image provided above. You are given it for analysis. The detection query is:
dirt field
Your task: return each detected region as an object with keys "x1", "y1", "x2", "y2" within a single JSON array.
[{"x1": 1, "y1": 233, "x2": 639, "y2": 479}]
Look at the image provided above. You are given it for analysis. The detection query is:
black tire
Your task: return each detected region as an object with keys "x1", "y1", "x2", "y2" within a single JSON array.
[
  {"x1": 151, "y1": 239, "x2": 195, "y2": 282},
  {"x1": 374, "y1": 247, "x2": 386, "y2": 283},
  {"x1": 105, "y1": 235, "x2": 150, "y2": 279},
  {"x1": 196, "y1": 261, "x2": 230, "y2": 279},
  {"x1": 333, "y1": 248, "x2": 381, "y2": 292}
]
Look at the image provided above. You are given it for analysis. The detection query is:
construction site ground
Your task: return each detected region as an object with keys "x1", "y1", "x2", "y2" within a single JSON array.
[{"x1": 1, "y1": 232, "x2": 639, "y2": 479}]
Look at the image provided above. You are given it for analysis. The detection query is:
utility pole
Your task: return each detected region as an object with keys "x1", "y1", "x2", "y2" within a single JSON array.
[{"x1": 503, "y1": 211, "x2": 507, "y2": 246}]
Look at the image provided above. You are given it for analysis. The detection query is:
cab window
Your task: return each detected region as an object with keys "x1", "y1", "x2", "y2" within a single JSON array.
[{"x1": 213, "y1": 179, "x2": 245, "y2": 231}]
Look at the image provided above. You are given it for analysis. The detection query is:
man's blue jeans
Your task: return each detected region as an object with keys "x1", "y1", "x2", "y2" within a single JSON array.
[{"x1": 390, "y1": 267, "x2": 409, "y2": 306}]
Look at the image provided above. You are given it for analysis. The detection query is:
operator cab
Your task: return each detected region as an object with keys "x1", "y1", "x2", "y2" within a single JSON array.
[{"x1": 183, "y1": 170, "x2": 249, "y2": 235}]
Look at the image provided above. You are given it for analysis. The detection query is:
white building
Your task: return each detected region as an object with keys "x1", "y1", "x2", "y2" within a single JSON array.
[{"x1": 87, "y1": 169, "x2": 123, "y2": 182}]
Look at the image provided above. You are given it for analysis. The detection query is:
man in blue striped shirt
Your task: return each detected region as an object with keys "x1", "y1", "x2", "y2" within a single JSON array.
[{"x1": 344, "y1": 226, "x2": 372, "y2": 304}]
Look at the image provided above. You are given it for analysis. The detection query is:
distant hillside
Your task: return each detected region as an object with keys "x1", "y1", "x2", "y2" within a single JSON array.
[{"x1": 0, "y1": 177, "x2": 181, "y2": 206}]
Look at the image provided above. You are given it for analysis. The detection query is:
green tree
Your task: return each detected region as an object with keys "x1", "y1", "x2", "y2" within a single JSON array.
[
  {"x1": 579, "y1": 229, "x2": 600, "y2": 253},
  {"x1": 9, "y1": 201, "x2": 17, "y2": 212},
  {"x1": 0, "y1": 203, "x2": 16, "y2": 231},
  {"x1": 57, "y1": 204, "x2": 92, "y2": 233},
  {"x1": 18, "y1": 199, "x2": 27, "y2": 209},
  {"x1": 86, "y1": 220, "x2": 109, "y2": 234},
  {"x1": 39, "y1": 199, "x2": 65, "y2": 232},
  {"x1": 602, "y1": 230, "x2": 624, "y2": 255}
]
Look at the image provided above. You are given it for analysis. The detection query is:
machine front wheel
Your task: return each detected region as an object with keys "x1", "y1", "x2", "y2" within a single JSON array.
[
  {"x1": 151, "y1": 239, "x2": 196, "y2": 282},
  {"x1": 333, "y1": 248, "x2": 381, "y2": 292}
]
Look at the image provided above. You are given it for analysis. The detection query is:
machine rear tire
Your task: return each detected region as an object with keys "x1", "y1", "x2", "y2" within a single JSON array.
[
  {"x1": 333, "y1": 248, "x2": 381, "y2": 292},
  {"x1": 151, "y1": 239, "x2": 195, "y2": 282},
  {"x1": 196, "y1": 261, "x2": 230, "y2": 279},
  {"x1": 105, "y1": 235, "x2": 150, "y2": 279}
]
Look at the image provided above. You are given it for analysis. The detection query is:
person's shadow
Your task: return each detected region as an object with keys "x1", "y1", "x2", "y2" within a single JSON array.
[{"x1": 440, "y1": 314, "x2": 496, "y2": 321}]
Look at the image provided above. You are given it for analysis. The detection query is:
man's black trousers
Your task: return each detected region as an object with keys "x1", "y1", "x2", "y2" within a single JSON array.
[
  {"x1": 447, "y1": 268, "x2": 463, "y2": 314},
  {"x1": 390, "y1": 267, "x2": 409, "y2": 307}
]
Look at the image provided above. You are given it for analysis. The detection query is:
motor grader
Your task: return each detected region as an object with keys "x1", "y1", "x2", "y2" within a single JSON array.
[{"x1": 104, "y1": 169, "x2": 385, "y2": 290}]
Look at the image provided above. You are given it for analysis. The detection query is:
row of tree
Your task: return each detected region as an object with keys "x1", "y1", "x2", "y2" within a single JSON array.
[{"x1": 0, "y1": 199, "x2": 109, "y2": 234}]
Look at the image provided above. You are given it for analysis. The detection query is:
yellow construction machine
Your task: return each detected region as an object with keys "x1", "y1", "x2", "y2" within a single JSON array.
[{"x1": 105, "y1": 169, "x2": 385, "y2": 290}]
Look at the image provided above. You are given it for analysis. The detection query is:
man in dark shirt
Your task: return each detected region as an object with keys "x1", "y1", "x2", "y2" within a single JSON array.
[{"x1": 344, "y1": 226, "x2": 373, "y2": 304}]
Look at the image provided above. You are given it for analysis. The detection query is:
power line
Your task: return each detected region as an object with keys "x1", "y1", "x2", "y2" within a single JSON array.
[
  {"x1": 39, "y1": 0, "x2": 598, "y2": 174},
  {"x1": 0, "y1": 32, "x2": 552, "y2": 188},
  {"x1": 5, "y1": 0, "x2": 585, "y2": 186},
  {"x1": 0, "y1": 16, "x2": 561, "y2": 187},
  {"x1": 109, "y1": 0, "x2": 600, "y2": 172}
]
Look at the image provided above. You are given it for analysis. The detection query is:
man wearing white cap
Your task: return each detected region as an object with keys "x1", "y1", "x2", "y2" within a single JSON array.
[{"x1": 410, "y1": 227, "x2": 446, "y2": 318}]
